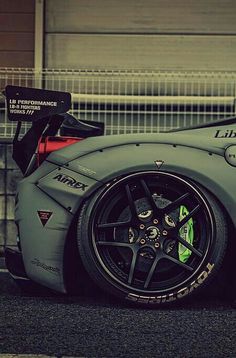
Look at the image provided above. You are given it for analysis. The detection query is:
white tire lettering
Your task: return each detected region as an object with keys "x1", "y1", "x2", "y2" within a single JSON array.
[{"x1": 126, "y1": 262, "x2": 215, "y2": 304}]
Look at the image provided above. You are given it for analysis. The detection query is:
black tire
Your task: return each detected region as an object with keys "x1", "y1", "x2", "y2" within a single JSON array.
[{"x1": 77, "y1": 171, "x2": 228, "y2": 307}]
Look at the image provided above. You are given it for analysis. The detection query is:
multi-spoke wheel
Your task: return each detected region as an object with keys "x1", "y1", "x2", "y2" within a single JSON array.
[{"x1": 77, "y1": 171, "x2": 227, "y2": 307}]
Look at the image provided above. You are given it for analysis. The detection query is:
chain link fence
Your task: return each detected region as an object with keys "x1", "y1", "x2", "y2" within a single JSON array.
[
  {"x1": 1, "y1": 68, "x2": 236, "y2": 138},
  {"x1": 0, "y1": 67, "x2": 236, "y2": 251}
]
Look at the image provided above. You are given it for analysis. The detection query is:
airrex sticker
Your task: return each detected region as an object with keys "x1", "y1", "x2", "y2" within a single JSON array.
[
  {"x1": 37, "y1": 210, "x2": 53, "y2": 227},
  {"x1": 53, "y1": 173, "x2": 88, "y2": 191}
]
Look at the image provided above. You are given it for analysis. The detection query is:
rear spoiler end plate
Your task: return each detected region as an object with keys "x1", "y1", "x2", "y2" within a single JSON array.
[{"x1": 5, "y1": 85, "x2": 71, "y2": 122}]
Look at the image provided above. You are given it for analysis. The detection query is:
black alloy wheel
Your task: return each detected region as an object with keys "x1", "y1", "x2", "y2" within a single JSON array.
[{"x1": 77, "y1": 171, "x2": 227, "y2": 307}]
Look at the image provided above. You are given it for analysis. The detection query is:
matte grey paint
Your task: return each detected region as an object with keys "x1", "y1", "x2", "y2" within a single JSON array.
[{"x1": 15, "y1": 125, "x2": 236, "y2": 292}]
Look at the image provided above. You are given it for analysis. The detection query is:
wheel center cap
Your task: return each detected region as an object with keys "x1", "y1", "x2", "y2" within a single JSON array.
[{"x1": 145, "y1": 226, "x2": 161, "y2": 240}]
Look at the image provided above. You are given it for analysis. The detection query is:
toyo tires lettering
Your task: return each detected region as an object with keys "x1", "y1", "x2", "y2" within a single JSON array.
[{"x1": 126, "y1": 263, "x2": 214, "y2": 304}]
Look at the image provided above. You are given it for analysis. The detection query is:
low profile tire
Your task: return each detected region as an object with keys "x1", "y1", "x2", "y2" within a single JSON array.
[{"x1": 77, "y1": 171, "x2": 228, "y2": 307}]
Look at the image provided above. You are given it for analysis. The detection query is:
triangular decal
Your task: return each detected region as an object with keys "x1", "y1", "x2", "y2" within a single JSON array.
[{"x1": 37, "y1": 210, "x2": 53, "y2": 227}]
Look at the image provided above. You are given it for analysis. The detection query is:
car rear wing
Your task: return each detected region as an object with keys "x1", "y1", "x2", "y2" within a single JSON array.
[
  {"x1": 5, "y1": 85, "x2": 71, "y2": 122},
  {"x1": 3, "y1": 86, "x2": 71, "y2": 174},
  {"x1": 3, "y1": 86, "x2": 104, "y2": 175}
]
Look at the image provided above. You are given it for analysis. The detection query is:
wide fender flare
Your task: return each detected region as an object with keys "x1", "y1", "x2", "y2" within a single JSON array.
[
  {"x1": 65, "y1": 142, "x2": 236, "y2": 228},
  {"x1": 32, "y1": 142, "x2": 236, "y2": 292}
]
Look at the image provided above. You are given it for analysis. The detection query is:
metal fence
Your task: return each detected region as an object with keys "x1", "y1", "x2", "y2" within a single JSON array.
[
  {"x1": 0, "y1": 67, "x2": 236, "y2": 251},
  {"x1": 1, "y1": 68, "x2": 236, "y2": 138}
]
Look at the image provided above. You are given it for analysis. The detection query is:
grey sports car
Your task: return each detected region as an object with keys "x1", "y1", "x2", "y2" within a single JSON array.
[{"x1": 4, "y1": 85, "x2": 236, "y2": 307}]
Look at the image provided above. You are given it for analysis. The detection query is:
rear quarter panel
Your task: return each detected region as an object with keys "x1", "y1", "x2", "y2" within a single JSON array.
[{"x1": 16, "y1": 129, "x2": 236, "y2": 292}]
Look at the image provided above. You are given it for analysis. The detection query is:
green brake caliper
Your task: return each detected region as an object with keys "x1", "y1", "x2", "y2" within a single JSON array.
[{"x1": 178, "y1": 205, "x2": 194, "y2": 263}]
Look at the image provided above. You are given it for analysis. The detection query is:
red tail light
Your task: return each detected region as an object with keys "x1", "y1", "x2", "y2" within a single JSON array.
[{"x1": 37, "y1": 136, "x2": 83, "y2": 166}]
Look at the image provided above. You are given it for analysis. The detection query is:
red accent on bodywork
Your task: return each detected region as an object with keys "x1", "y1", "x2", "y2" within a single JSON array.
[{"x1": 37, "y1": 136, "x2": 82, "y2": 165}]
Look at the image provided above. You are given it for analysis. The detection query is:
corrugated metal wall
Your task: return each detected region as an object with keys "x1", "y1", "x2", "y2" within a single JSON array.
[
  {"x1": 45, "y1": 0, "x2": 236, "y2": 71},
  {"x1": 0, "y1": 0, "x2": 236, "y2": 71},
  {"x1": 0, "y1": 0, "x2": 35, "y2": 67}
]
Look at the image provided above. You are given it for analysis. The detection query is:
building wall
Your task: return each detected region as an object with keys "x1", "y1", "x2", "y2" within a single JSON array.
[
  {"x1": 0, "y1": 0, "x2": 35, "y2": 67},
  {"x1": 0, "y1": 143, "x2": 22, "y2": 251},
  {"x1": 1, "y1": 0, "x2": 236, "y2": 71},
  {"x1": 0, "y1": 0, "x2": 34, "y2": 249},
  {"x1": 45, "y1": 0, "x2": 236, "y2": 71},
  {"x1": 1, "y1": 0, "x2": 236, "y2": 249}
]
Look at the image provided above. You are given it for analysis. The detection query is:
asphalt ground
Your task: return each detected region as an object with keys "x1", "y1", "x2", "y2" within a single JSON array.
[{"x1": 0, "y1": 257, "x2": 236, "y2": 358}]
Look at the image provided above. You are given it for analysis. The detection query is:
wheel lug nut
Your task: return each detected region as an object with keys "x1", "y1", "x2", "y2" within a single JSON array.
[
  {"x1": 163, "y1": 230, "x2": 168, "y2": 236},
  {"x1": 154, "y1": 242, "x2": 160, "y2": 248},
  {"x1": 140, "y1": 239, "x2": 146, "y2": 245},
  {"x1": 153, "y1": 219, "x2": 158, "y2": 224},
  {"x1": 140, "y1": 224, "x2": 145, "y2": 229}
]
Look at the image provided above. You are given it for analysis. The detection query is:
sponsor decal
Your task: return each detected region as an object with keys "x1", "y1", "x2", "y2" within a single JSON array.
[
  {"x1": 53, "y1": 173, "x2": 88, "y2": 191},
  {"x1": 126, "y1": 262, "x2": 214, "y2": 304},
  {"x1": 9, "y1": 98, "x2": 57, "y2": 116},
  {"x1": 155, "y1": 160, "x2": 164, "y2": 169},
  {"x1": 37, "y1": 210, "x2": 53, "y2": 227},
  {"x1": 6, "y1": 86, "x2": 70, "y2": 122},
  {"x1": 77, "y1": 164, "x2": 96, "y2": 176},
  {"x1": 214, "y1": 129, "x2": 236, "y2": 138},
  {"x1": 31, "y1": 258, "x2": 60, "y2": 275},
  {"x1": 225, "y1": 145, "x2": 236, "y2": 166}
]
